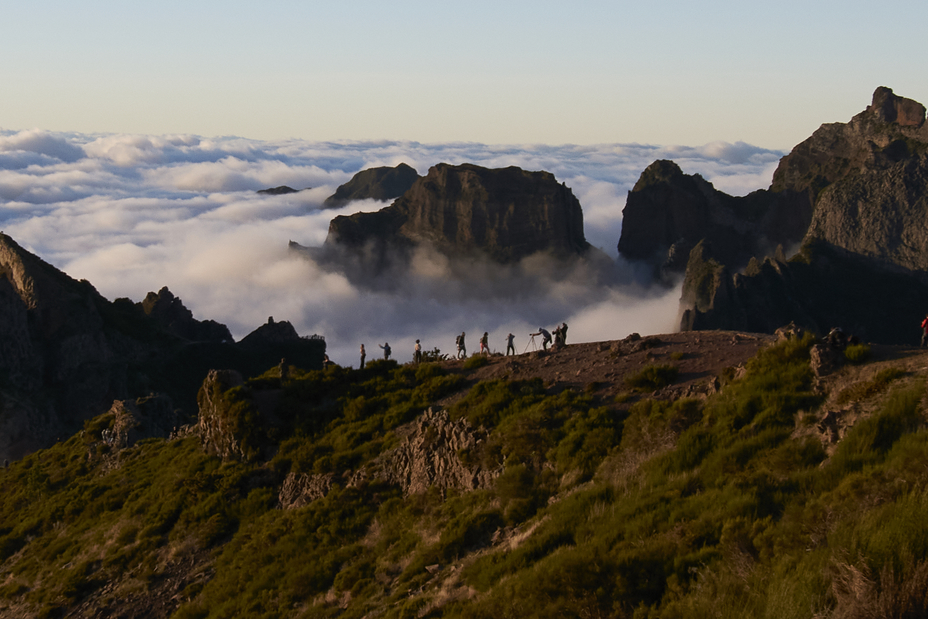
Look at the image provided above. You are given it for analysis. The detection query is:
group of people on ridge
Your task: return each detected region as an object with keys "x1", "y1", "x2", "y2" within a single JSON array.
[{"x1": 358, "y1": 322, "x2": 568, "y2": 369}]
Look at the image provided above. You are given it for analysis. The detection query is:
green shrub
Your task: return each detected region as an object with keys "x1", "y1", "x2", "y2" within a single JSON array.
[
  {"x1": 844, "y1": 343, "x2": 871, "y2": 363},
  {"x1": 624, "y1": 364, "x2": 679, "y2": 392},
  {"x1": 463, "y1": 355, "x2": 489, "y2": 370}
]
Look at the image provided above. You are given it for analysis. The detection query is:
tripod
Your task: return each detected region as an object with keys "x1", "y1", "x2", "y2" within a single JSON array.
[{"x1": 523, "y1": 334, "x2": 537, "y2": 353}]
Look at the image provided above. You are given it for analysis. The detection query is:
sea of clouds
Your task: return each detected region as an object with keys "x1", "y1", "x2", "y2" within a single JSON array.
[{"x1": 0, "y1": 129, "x2": 784, "y2": 364}]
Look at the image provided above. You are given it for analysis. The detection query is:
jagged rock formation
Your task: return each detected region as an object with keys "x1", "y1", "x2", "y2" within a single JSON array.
[
  {"x1": 0, "y1": 233, "x2": 325, "y2": 462},
  {"x1": 377, "y1": 407, "x2": 499, "y2": 496},
  {"x1": 324, "y1": 163, "x2": 591, "y2": 264},
  {"x1": 141, "y1": 286, "x2": 232, "y2": 342},
  {"x1": 676, "y1": 88, "x2": 928, "y2": 342},
  {"x1": 279, "y1": 472, "x2": 336, "y2": 509},
  {"x1": 277, "y1": 407, "x2": 500, "y2": 508},
  {"x1": 102, "y1": 394, "x2": 181, "y2": 450},
  {"x1": 322, "y1": 163, "x2": 420, "y2": 208},
  {"x1": 195, "y1": 369, "x2": 250, "y2": 461},
  {"x1": 617, "y1": 160, "x2": 811, "y2": 276}
]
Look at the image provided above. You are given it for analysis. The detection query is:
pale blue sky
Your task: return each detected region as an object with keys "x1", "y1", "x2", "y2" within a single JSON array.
[{"x1": 3, "y1": 1, "x2": 926, "y2": 149}]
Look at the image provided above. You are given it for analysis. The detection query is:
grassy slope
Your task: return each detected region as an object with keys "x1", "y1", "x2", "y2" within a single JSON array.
[{"x1": 0, "y1": 336, "x2": 926, "y2": 618}]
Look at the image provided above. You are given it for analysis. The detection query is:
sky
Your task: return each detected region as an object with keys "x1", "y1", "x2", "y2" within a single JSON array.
[
  {"x1": 2, "y1": 1, "x2": 927, "y2": 149},
  {"x1": 2, "y1": 1, "x2": 927, "y2": 365}
]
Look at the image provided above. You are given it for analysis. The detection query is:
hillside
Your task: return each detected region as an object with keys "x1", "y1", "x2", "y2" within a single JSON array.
[{"x1": 1, "y1": 332, "x2": 927, "y2": 618}]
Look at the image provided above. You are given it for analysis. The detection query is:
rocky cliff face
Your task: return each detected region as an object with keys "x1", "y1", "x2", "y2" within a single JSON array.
[
  {"x1": 0, "y1": 233, "x2": 325, "y2": 462},
  {"x1": 618, "y1": 161, "x2": 810, "y2": 275},
  {"x1": 675, "y1": 88, "x2": 928, "y2": 342},
  {"x1": 325, "y1": 163, "x2": 591, "y2": 264},
  {"x1": 322, "y1": 163, "x2": 421, "y2": 208}
]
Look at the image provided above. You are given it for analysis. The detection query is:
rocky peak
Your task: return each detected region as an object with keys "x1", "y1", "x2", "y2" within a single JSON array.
[
  {"x1": 140, "y1": 286, "x2": 232, "y2": 342},
  {"x1": 869, "y1": 86, "x2": 926, "y2": 127},
  {"x1": 237, "y1": 316, "x2": 301, "y2": 348},
  {"x1": 322, "y1": 163, "x2": 421, "y2": 208},
  {"x1": 617, "y1": 161, "x2": 811, "y2": 276},
  {"x1": 325, "y1": 163, "x2": 590, "y2": 264}
]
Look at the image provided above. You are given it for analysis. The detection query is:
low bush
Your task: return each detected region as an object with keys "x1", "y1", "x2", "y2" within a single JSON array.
[
  {"x1": 624, "y1": 364, "x2": 679, "y2": 392},
  {"x1": 844, "y1": 343, "x2": 872, "y2": 363}
]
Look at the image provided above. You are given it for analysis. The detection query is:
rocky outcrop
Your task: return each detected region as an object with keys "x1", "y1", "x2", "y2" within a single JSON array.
[
  {"x1": 679, "y1": 240, "x2": 928, "y2": 345},
  {"x1": 279, "y1": 472, "x2": 336, "y2": 509},
  {"x1": 238, "y1": 316, "x2": 302, "y2": 348},
  {"x1": 141, "y1": 286, "x2": 232, "y2": 343},
  {"x1": 325, "y1": 163, "x2": 591, "y2": 264},
  {"x1": 258, "y1": 186, "x2": 301, "y2": 195},
  {"x1": 323, "y1": 163, "x2": 420, "y2": 208},
  {"x1": 377, "y1": 407, "x2": 499, "y2": 496},
  {"x1": 676, "y1": 88, "x2": 928, "y2": 342},
  {"x1": 0, "y1": 232, "x2": 325, "y2": 462},
  {"x1": 195, "y1": 369, "x2": 251, "y2": 461},
  {"x1": 617, "y1": 160, "x2": 811, "y2": 276},
  {"x1": 102, "y1": 394, "x2": 180, "y2": 450}
]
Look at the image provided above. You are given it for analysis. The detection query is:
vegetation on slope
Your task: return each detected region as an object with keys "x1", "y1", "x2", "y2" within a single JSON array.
[{"x1": 0, "y1": 335, "x2": 926, "y2": 618}]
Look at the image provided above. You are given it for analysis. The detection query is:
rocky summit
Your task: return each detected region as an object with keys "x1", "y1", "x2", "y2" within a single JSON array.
[
  {"x1": 322, "y1": 162, "x2": 421, "y2": 208},
  {"x1": 621, "y1": 87, "x2": 928, "y2": 344},
  {"x1": 324, "y1": 162, "x2": 591, "y2": 264}
]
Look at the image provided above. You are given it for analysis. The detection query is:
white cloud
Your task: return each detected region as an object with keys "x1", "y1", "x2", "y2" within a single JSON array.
[{"x1": 0, "y1": 130, "x2": 783, "y2": 366}]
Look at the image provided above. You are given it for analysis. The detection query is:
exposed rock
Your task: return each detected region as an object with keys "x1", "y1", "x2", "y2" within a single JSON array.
[
  {"x1": 195, "y1": 369, "x2": 249, "y2": 461},
  {"x1": 141, "y1": 286, "x2": 232, "y2": 342},
  {"x1": 676, "y1": 88, "x2": 928, "y2": 343},
  {"x1": 258, "y1": 185, "x2": 302, "y2": 195},
  {"x1": 377, "y1": 407, "x2": 499, "y2": 496},
  {"x1": 617, "y1": 160, "x2": 811, "y2": 276},
  {"x1": 279, "y1": 472, "x2": 336, "y2": 509},
  {"x1": 102, "y1": 394, "x2": 180, "y2": 450},
  {"x1": 322, "y1": 163, "x2": 420, "y2": 208},
  {"x1": 810, "y1": 343, "x2": 844, "y2": 377},
  {"x1": 238, "y1": 316, "x2": 301, "y2": 347},
  {"x1": 325, "y1": 163, "x2": 591, "y2": 264}
]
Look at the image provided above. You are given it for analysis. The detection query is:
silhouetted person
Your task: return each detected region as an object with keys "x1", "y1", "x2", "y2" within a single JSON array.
[
  {"x1": 414, "y1": 339, "x2": 422, "y2": 364},
  {"x1": 506, "y1": 333, "x2": 515, "y2": 356},
  {"x1": 359, "y1": 344, "x2": 366, "y2": 369},
  {"x1": 379, "y1": 342, "x2": 391, "y2": 360},
  {"x1": 532, "y1": 327, "x2": 552, "y2": 351},
  {"x1": 480, "y1": 332, "x2": 489, "y2": 356},
  {"x1": 456, "y1": 332, "x2": 466, "y2": 359}
]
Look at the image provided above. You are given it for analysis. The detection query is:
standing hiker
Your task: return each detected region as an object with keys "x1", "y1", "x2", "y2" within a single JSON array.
[
  {"x1": 456, "y1": 332, "x2": 467, "y2": 359},
  {"x1": 379, "y1": 342, "x2": 391, "y2": 360},
  {"x1": 414, "y1": 339, "x2": 422, "y2": 364},
  {"x1": 359, "y1": 344, "x2": 366, "y2": 369},
  {"x1": 480, "y1": 332, "x2": 489, "y2": 356},
  {"x1": 506, "y1": 333, "x2": 515, "y2": 356}
]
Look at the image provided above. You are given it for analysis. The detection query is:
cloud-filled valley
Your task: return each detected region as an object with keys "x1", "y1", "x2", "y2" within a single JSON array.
[{"x1": 0, "y1": 129, "x2": 785, "y2": 364}]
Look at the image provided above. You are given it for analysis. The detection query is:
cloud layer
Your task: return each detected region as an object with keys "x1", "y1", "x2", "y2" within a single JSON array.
[{"x1": 0, "y1": 129, "x2": 783, "y2": 364}]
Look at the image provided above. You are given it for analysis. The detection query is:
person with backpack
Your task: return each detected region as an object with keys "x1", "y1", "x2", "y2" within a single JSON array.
[
  {"x1": 379, "y1": 342, "x2": 391, "y2": 360},
  {"x1": 480, "y1": 332, "x2": 489, "y2": 356},
  {"x1": 456, "y1": 332, "x2": 466, "y2": 359}
]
